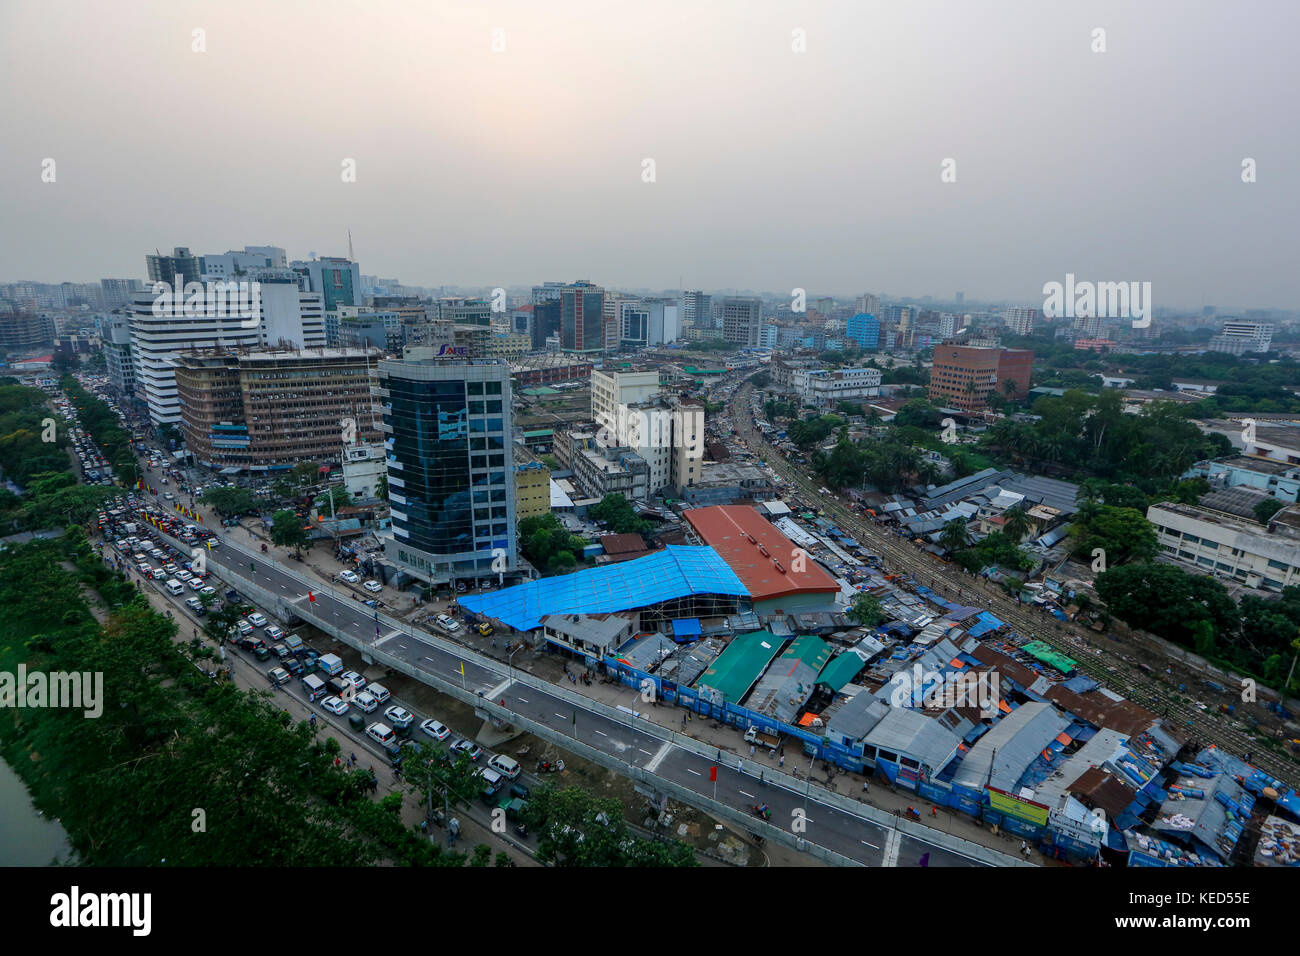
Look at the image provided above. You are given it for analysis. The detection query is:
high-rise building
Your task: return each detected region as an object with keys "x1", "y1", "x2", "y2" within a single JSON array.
[
  {"x1": 103, "y1": 313, "x2": 135, "y2": 398},
  {"x1": 175, "y1": 347, "x2": 381, "y2": 472},
  {"x1": 1208, "y1": 320, "x2": 1274, "y2": 355},
  {"x1": 720, "y1": 297, "x2": 761, "y2": 347},
  {"x1": 559, "y1": 281, "x2": 605, "y2": 352},
  {"x1": 928, "y1": 345, "x2": 1034, "y2": 411},
  {"x1": 845, "y1": 313, "x2": 880, "y2": 350},
  {"x1": 100, "y1": 279, "x2": 143, "y2": 309},
  {"x1": 681, "y1": 291, "x2": 712, "y2": 330},
  {"x1": 378, "y1": 356, "x2": 517, "y2": 584},
  {"x1": 127, "y1": 279, "x2": 326, "y2": 425},
  {"x1": 1001, "y1": 307, "x2": 1039, "y2": 336},
  {"x1": 854, "y1": 293, "x2": 881, "y2": 316},
  {"x1": 146, "y1": 247, "x2": 201, "y2": 285},
  {"x1": 529, "y1": 299, "x2": 561, "y2": 350},
  {"x1": 0, "y1": 311, "x2": 56, "y2": 351},
  {"x1": 938, "y1": 313, "x2": 960, "y2": 339},
  {"x1": 618, "y1": 299, "x2": 680, "y2": 347},
  {"x1": 292, "y1": 256, "x2": 362, "y2": 312}
]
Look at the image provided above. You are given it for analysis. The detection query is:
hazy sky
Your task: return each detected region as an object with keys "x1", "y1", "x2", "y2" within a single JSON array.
[{"x1": 2, "y1": 0, "x2": 1297, "y2": 309}]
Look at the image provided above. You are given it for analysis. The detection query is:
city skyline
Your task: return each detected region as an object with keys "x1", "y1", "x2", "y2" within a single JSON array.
[{"x1": 2, "y1": 0, "x2": 1297, "y2": 309}]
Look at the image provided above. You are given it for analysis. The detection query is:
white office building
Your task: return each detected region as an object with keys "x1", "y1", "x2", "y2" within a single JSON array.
[
  {"x1": 791, "y1": 366, "x2": 883, "y2": 410},
  {"x1": 128, "y1": 279, "x2": 326, "y2": 425}
]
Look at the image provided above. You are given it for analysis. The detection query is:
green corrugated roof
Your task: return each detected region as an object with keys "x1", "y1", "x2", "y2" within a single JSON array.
[
  {"x1": 1022, "y1": 640, "x2": 1076, "y2": 674},
  {"x1": 697, "y1": 630, "x2": 784, "y2": 704},
  {"x1": 816, "y1": 650, "x2": 866, "y2": 692},
  {"x1": 782, "y1": 634, "x2": 832, "y2": 671},
  {"x1": 522, "y1": 429, "x2": 554, "y2": 438}
]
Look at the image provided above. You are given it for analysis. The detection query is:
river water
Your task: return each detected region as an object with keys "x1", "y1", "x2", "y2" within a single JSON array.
[{"x1": 0, "y1": 758, "x2": 75, "y2": 865}]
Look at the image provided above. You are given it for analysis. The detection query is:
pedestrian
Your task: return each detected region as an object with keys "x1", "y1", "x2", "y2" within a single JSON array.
[
  {"x1": 779, "y1": 754, "x2": 785, "y2": 768},
  {"x1": 351, "y1": 752, "x2": 357, "y2": 766},
  {"x1": 863, "y1": 780, "x2": 869, "y2": 794},
  {"x1": 749, "y1": 744, "x2": 755, "y2": 757},
  {"x1": 930, "y1": 804, "x2": 938, "y2": 817},
  {"x1": 682, "y1": 714, "x2": 687, "y2": 727},
  {"x1": 309, "y1": 714, "x2": 316, "y2": 727},
  {"x1": 737, "y1": 759, "x2": 743, "y2": 774}
]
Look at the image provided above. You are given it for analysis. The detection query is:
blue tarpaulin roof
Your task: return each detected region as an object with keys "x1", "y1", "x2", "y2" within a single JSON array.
[
  {"x1": 461, "y1": 546, "x2": 747, "y2": 631},
  {"x1": 671, "y1": 618, "x2": 702, "y2": 641},
  {"x1": 965, "y1": 611, "x2": 1004, "y2": 637}
]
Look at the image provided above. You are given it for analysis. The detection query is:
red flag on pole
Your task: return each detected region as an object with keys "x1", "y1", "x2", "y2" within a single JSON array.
[
  {"x1": 709, "y1": 766, "x2": 717, "y2": 782},
  {"x1": 307, "y1": 591, "x2": 316, "y2": 603}
]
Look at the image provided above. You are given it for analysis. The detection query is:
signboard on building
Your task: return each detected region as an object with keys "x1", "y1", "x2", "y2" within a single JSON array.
[{"x1": 987, "y1": 786, "x2": 1050, "y2": 827}]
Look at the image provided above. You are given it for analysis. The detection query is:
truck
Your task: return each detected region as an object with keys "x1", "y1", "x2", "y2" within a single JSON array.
[
  {"x1": 122, "y1": 522, "x2": 138, "y2": 535},
  {"x1": 744, "y1": 726, "x2": 781, "y2": 751},
  {"x1": 317, "y1": 653, "x2": 344, "y2": 677}
]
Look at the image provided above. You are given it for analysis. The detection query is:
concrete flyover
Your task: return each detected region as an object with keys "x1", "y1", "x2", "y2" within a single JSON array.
[{"x1": 154, "y1": 522, "x2": 1027, "y2": 868}]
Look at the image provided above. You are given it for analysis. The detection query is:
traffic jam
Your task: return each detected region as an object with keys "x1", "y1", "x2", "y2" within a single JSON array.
[{"x1": 68, "y1": 391, "x2": 530, "y2": 819}]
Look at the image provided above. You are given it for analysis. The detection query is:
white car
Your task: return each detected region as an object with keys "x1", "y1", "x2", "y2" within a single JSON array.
[
  {"x1": 339, "y1": 570, "x2": 360, "y2": 584},
  {"x1": 488, "y1": 754, "x2": 522, "y2": 779},
  {"x1": 200, "y1": 586, "x2": 216, "y2": 598},
  {"x1": 341, "y1": 670, "x2": 367, "y2": 691},
  {"x1": 420, "y1": 718, "x2": 450, "y2": 741},
  {"x1": 188, "y1": 578, "x2": 204, "y2": 591},
  {"x1": 247, "y1": 612, "x2": 268, "y2": 628},
  {"x1": 320, "y1": 695, "x2": 349, "y2": 716},
  {"x1": 436, "y1": 614, "x2": 460, "y2": 632},
  {"x1": 353, "y1": 692, "x2": 378, "y2": 714},
  {"x1": 384, "y1": 705, "x2": 414, "y2": 729},
  {"x1": 236, "y1": 620, "x2": 253, "y2": 635},
  {"x1": 366, "y1": 683, "x2": 390, "y2": 704},
  {"x1": 175, "y1": 570, "x2": 192, "y2": 582},
  {"x1": 264, "y1": 624, "x2": 284, "y2": 640},
  {"x1": 363, "y1": 580, "x2": 382, "y2": 593}
]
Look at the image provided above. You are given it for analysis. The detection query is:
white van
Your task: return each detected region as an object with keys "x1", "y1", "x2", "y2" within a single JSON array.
[
  {"x1": 487, "y1": 754, "x2": 521, "y2": 780},
  {"x1": 366, "y1": 722, "x2": 396, "y2": 747},
  {"x1": 165, "y1": 579, "x2": 185, "y2": 595},
  {"x1": 301, "y1": 674, "x2": 326, "y2": 702}
]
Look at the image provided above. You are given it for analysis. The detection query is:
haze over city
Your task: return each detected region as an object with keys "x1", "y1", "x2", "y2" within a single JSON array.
[{"x1": 2, "y1": 0, "x2": 1297, "y2": 309}]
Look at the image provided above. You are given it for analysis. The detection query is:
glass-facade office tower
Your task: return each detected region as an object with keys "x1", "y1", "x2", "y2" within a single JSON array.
[{"x1": 378, "y1": 357, "x2": 518, "y2": 584}]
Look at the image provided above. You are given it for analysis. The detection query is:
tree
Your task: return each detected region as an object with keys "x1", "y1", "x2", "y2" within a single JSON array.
[
  {"x1": 938, "y1": 518, "x2": 971, "y2": 553},
  {"x1": 375, "y1": 473, "x2": 388, "y2": 502},
  {"x1": 270, "y1": 509, "x2": 309, "y2": 556},
  {"x1": 1254, "y1": 498, "x2": 1284, "y2": 525},
  {"x1": 521, "y1": 786, "x2": 697, "y2": 867},
  {"x1": 1001, "y1": 506, "x2": 1032, "y2": 544},
  {"x1": 291, "y1": 461, "x2": 320, "y2": 487},
  {"x1": 1068, "y1": 505, "x2": 1158, "y2": 566},
  {"x1": 847, "y1": 593, "x2": 886, "y2": 627},
  {"x1": 201, "y1": 486, "x2": 259, "y2": 517},
  {"x1": 315, "y1": 485, "x2": 353, "y2": 512},
  {"x1": 1096, "y1": 563, "x2": 1237, "y2": 650},
  {"x1": 589, "y1": 493, "x2": 650, "y2": 535}
]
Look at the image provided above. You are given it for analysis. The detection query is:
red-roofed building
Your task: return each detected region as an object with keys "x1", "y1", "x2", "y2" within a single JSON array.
[{"x1": 684, "y1": 505, "x2": 841, "y2": 615}]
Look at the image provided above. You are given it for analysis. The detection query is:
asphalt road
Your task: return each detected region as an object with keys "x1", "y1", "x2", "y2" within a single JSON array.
[{"x1": 136, "y1": 507, "x2": 1001, "y2": 867}]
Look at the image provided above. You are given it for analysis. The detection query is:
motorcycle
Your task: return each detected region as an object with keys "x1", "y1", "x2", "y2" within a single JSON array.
[
  {"x1": 750, "y1": 804, "x2": 771, "y2": 820},
  {"x1": 260, "y1": 543, "x2": 267, "y2": 553},
  {"x1": 514, "y1": 823, "x2": 528, "y2": 838},
  {"x1": 535, "y1": 759, "x2": 566, "y2": 773}
]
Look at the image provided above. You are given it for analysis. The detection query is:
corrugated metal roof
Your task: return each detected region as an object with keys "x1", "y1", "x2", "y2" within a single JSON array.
[
  {"x1": 460, "y1": 545, "x2": 746, "y2": 630},
  {"x1": 952, "y1": 701, "x2": 1071, "y2": 792}
]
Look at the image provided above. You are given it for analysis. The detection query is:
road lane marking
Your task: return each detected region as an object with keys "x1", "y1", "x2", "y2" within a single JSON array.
[
  {"x1": 594, "y1": 729, "x2": 607, "y2": 737},
  {"x1": 686, "y1": 768, "x2": 701, "y2": 776},
  {"x1": 738, "y1": 789, "x2": 754, "y2": 799},
  {"x1": 861, "y1": 840, "x2": 880, "y2": 849},
  {"x1": 645, "y1": 741, "x2": 673, "y2": 773}
]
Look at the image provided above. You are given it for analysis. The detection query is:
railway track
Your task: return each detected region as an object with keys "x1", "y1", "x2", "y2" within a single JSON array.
[{"x1": 729, "y1": 381, "x2": 1300, "y2": 789}]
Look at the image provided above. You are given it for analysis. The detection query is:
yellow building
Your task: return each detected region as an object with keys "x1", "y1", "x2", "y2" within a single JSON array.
[{"x1": 514, "y1": 446, "x2": 551, "y2": 521}]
